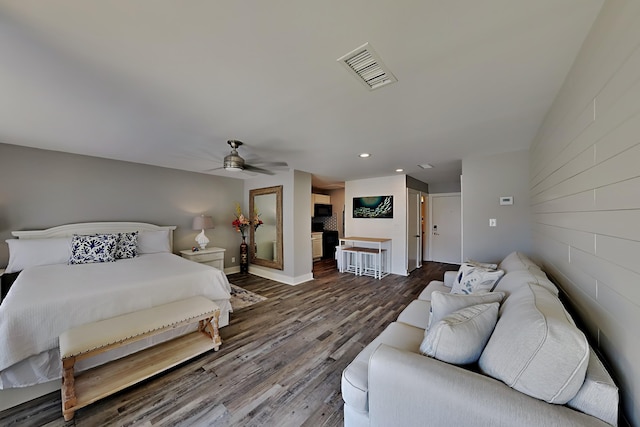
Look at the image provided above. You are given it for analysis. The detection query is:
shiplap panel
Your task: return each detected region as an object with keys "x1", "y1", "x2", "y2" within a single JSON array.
[
  {"x1": 595, "y1": 111, "x2": 640, "y2": 163},
  {"x1": 570, "y1": 247, "x2": 640, "y2": 307},
  {"x1": 533, "y1": 142, "x2": 640, "y2": 204},
  {"x1": 596, "y1": 176, "x2": 640, "y2": 210},
  {"x1": 533, "y1": 223, "x2": 594, "y2": 254},
  {"x1": 531, "y1": 100, "x2": 594, "y2": 185},
  {"x1": 531, "y1": 4, "x2": 640, "y2": 425},
  {"x1": 534, "y1": 76, "x2": 640, "y2": 192},
  {"x1": 530, "y1": 145, "x2": 595, "y2": 197},
  {"x1": 596, "y1": 234, "x2": 640, "y2": 275},
  {"x1": 531, "y1": 189, "x2": 594, "y2": 213}
]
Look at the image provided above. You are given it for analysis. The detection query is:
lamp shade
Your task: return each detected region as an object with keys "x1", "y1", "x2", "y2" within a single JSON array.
[{"x1": 192, "y1": 215, "x2": 214, "y2": 230}]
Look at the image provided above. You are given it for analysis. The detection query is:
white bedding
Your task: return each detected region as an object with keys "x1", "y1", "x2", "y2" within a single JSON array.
[{"x1": 0, "y1": 253, "x2": 231, "y2": 387}]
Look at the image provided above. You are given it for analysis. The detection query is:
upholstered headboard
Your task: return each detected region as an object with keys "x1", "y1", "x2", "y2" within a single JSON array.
[{"x1": 12, "y1": 222, "x2": 177, "y2": 250}]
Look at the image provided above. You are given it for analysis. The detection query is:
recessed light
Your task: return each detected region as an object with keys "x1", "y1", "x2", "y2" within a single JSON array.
[
  {"x1": 359, "y1": 153, "x2": 370, "y2": 158},
  {"x1": 395, "y1": 168, "x2": 404, "y2": 172}
]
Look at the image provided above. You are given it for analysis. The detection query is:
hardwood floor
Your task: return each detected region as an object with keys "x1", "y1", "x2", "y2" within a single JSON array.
[{"x1": 0, "y1": 260, "x2": 457, "y2": 427}]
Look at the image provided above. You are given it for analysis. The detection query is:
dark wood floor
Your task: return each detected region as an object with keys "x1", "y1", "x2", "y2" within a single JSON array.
[{"x1": 0, "y1": 259, "x2": 457, "y2": 427}]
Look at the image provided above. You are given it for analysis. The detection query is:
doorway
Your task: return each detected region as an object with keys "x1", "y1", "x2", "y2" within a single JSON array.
[
  {"x1": 407, "y1": 189, "x2": 421, "y2": 273},
  {"x1": 429, "y1": 193, "x2": 461, "y2": 264}
]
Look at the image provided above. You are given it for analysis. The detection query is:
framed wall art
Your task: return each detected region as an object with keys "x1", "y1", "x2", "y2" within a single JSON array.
[{"x1": 353, "y1": 195, "x2": 393, "y2": 218}]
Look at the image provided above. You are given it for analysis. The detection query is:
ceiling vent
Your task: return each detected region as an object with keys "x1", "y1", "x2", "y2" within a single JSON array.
[{"x1": 337, "y1": 42, "x2": 397, "y2": 90}]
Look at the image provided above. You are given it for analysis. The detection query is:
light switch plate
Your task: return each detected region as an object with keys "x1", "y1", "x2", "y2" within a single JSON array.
[
  {"x1": 500, "y1": 196, "x2": 513, "y2": 205},
  {"x1": 489, "y1": 218, "x2": 497, "y2": 227}
]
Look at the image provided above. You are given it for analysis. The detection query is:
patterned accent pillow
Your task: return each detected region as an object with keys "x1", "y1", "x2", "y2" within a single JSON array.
[
  {"x1": 451, "y1": 262, "x2": 505, "y2": 294},
  {"x1": 115, "y1": 232, "x2": 138, "y2": 259},
  {"x1": 69, "y1": 234, "x2": 118, "y2": 265}
]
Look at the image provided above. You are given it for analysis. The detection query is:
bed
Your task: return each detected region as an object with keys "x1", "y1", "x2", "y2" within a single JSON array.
[{"x1": 0, "y1": 222, "x2": 231, "y2": 407}]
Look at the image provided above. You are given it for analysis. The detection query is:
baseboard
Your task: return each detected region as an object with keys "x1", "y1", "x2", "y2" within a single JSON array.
[
  {"x1": 247, "y1": 266, "x2": 313, "y2": 286},
  {"x1": 224, "y1": 266, "x2": 241, "y2": 275},
  {"x1": 0, "y1": 380, "x2": 59, "y2": 412}
]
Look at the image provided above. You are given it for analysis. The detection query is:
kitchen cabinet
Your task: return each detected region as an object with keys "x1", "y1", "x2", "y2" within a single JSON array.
[{"x1": 312, "y1": 232, "x2": 323, "y2": 260}]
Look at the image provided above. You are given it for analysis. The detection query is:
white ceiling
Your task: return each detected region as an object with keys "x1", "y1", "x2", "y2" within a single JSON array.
[{"x1": 0, "y1": 1, "x2": 603, "y2": 188}]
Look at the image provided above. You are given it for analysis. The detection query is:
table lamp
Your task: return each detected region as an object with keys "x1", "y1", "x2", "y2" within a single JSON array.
[{"x1": 192, "y1": 215, "x2": 214, "y2": 249}]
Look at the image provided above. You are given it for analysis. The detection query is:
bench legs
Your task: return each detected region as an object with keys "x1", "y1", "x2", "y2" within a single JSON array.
[
  {"x1": 61, "y1": 357, "x2": 77, "y2": 421},
  {"x1": 199, "y1": 310, "x2": 222, "y2": 351}
]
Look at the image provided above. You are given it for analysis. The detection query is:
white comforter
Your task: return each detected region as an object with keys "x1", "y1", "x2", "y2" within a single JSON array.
[{"x1": 0, "y1": 253, "x2": 231, "y2": 374}]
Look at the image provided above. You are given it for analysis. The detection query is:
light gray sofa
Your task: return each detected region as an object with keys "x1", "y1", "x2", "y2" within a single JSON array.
[{"x1": 341, "y1": 252, "x2": 619, "y2": 427}]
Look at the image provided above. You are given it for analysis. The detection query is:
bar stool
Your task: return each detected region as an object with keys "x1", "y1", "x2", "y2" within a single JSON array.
[
  {"x1": 340, "y1": 246, "x2": 360, "y2": 275},
  {"x1": 359, "y1": 248, "x2": 387, "y2": 279}
]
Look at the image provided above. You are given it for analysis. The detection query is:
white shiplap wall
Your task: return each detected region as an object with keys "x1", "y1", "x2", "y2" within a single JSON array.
[{"x1": 530, "y1": 2, "x2": 640, "y2": 425}]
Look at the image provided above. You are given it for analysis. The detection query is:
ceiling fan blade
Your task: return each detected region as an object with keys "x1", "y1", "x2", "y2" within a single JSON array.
[
  {"x1": 244, "y1": 164, "x2": 275, "y2": 175},
  {"x1": 251, "y1": 160, "x2": 288, "y2": 168},
  {"x1": 203, "y1": 166, "x2": 224, "y2": 172}
]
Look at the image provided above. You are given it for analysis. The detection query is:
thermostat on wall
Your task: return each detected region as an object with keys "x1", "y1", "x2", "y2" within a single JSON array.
[{"x1": 500, "y1": 196, "x2": 513, "y2": 205}]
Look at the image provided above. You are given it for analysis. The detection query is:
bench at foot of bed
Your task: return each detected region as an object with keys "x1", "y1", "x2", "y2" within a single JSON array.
[{"x1": 59, "y1": 296, "x2": 222, "y2": 421}]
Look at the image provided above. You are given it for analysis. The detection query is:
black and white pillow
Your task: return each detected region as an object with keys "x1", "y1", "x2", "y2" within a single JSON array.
[
  {"x1": 69, "y1": 234, "x2": 118, "y2": 265},
  {"x1": 115, "y1": 232, "x2": 138, "y2": 259}
]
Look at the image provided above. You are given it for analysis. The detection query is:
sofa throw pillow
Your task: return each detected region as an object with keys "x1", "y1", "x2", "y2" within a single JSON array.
[
  {"x1": 420, "y1": 302, "x2": 499, "y2": 365},
  {"x1": 479, "y1": 283, "x2": 589, "y2": 404},
  {"x1": 451, "y1": 263, "x2": 505, "y2": 294},
  {"x1": 69, "y1": 234, "x2": 118, "y2": 265},
  {"x1": 115, "y1": 231, "x2": 138, "y2": 259},
  {"x1": 428, "y1": 291, "x2": 505, "y2": 331},
  {"x1": 465, "y1": 259, "x2": 498, "y2": 270}
]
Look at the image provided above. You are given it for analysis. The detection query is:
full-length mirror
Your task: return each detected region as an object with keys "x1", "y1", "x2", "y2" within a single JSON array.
[{"x1": 249, "y1": 185, "x2": 283, "y2": 270}]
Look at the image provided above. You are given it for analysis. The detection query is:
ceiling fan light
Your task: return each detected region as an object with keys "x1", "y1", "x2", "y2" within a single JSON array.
[{"x1": 223, "y1": 153, "x2": 244, "y2": 171}]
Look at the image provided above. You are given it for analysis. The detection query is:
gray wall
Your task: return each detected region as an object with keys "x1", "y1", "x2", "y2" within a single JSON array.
[
  {"x1": 462, "y1": 150, "x2": 530, "y2": 263},
  {"x1": 529, "y1": 2, "x2": 639, "y2": 424},
  {"x1": 428, "y1": 180, "x2": 461, "y2": 194},
  {"x1": 0, "y1": 143, "x2": 243, "y2": 269}
]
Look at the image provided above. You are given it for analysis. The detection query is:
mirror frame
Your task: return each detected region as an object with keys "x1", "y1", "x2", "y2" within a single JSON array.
[{"x1": 249, "y1": 185, "x2": 283, "y2": 270}]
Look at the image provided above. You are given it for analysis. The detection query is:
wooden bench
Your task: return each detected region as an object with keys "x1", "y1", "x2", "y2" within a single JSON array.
[{"x1": 59, "y1": 296, "x2": 222, "y2": 421}]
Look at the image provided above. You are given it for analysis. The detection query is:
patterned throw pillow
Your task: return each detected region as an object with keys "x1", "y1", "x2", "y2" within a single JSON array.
[
  {"x1": 451, "y1": 263, "x2": 505, "y2": 294},
  {"x1": 115, "y1": 232, "x2": 138, "y2": 259},
  {"x1": 69, "y1": 234, "x2": 118, "y2": 265}
]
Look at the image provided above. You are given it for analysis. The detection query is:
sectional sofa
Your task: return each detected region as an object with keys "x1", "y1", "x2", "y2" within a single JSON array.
[{"x1": 341, "y1": 252, "x2": 619, "y2": 427}]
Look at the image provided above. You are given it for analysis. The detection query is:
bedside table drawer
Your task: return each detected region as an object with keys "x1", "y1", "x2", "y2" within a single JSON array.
[{"x1": 190, "y1": 252, "x2": 222, "y2": 263}]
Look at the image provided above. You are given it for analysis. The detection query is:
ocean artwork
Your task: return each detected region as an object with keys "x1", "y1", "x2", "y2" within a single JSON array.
[{"x1": 353, "y1": 195, "x2": 393, "y2": 218}]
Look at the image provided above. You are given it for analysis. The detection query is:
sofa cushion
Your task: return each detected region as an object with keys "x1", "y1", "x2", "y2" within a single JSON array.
[
  {"x1": 493, "y1": 267, "x2": 559, "y2": 297},
  {"x1": 567, "y1": 348, "x2": 619, "y2": 425},
  {"x1": 479, "y1": 283, "x2": 589, "y2": 404},
  {"x1": 451, "y1": 263, "x2": 505, "y2": 294},
  {"x1": 417, "y1": 280, "x2": 450, "y2": 301},
  {"x1": 498, "y1": 251, "x2": 539, "y2": 273},
  {"x1": 341, "y1": 322, "x2": 424, "y2": 412},
  {"x1": 397, "y1": 299, "x2": 431, "y2": 329},
  {"x1": 429, "y1": 291, "x2": 505, "y2": 330},
  {"x1": 420, "y1": 302, "x2": 499, "y2": 365}
]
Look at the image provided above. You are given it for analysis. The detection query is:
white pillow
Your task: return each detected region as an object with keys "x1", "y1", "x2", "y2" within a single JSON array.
[
  {"x1": 428, "y1": 291, "x2": 505, "y2": 330},
  {"x1": 420, "y1": 302, "x2": 499, "y2": 365},
  {"x1": 5, "y1": 237, "x2": 72, "y2": 273},
  {"x1": 465, "y1": 259, "x2": 498, "y2": 270},
  {"x1": 137, "y1": 230, "x2": 171, "y2": 254},
  {"x1": 451, "y1": 262, "x2": 505, "y2": 294}
]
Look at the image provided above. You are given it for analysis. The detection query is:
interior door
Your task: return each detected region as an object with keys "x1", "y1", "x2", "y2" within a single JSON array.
[
  {"x1": 430, "y1": 193, "x2": 461, "y2": 264},
  {"x1": 407, "y1": 189, "x2": 421, "y2": 272}
]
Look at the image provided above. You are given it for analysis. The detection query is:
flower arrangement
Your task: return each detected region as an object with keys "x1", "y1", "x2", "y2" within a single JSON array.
[{"x1": 232, "y1": 204, "x2": 263, "y2": 240}]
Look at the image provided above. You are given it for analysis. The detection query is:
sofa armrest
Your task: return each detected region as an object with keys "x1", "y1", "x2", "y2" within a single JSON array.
[
  {"x1": 368, "y1": 345, "x2": 612, "y2": 427},
  {"x1": 443, "y1": 270, "x2": 457, "y2": 288}
]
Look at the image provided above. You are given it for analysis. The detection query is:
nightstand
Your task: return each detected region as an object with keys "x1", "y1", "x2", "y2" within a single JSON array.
[{"x1": 180, "y1": 247, "x2": 226, "y2": 271}]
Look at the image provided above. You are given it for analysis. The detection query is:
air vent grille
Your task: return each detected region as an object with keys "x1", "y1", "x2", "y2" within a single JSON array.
[{"x1": 337, "y1": 43, "x2": 397, "y2": 90}]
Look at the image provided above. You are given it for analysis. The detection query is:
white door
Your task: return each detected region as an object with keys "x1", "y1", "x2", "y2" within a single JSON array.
[
  {"x1": 430, "y1": 193, "x2": 461, "y2": 264},
  {"x1": 407, "y1": 189, "x2": 421, "y2": 272}
]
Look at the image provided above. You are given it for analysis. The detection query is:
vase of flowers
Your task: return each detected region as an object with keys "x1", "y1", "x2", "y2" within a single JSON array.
[{"x1": 233, "y1": 204, "x2": 263, "y2": 273}]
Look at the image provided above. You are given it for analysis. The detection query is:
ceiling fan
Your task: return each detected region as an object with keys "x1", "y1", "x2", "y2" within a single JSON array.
[{"x1": 208, "y1": 140, "x2": 288, "y2": 175}]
